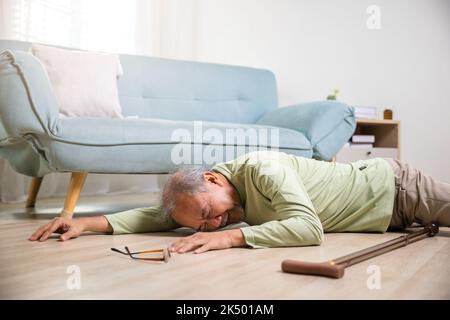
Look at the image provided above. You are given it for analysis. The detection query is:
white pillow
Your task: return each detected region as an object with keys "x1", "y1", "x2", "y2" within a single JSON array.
[{"x1": 31, "y1": 44, "x2": 123, "y2": 118}]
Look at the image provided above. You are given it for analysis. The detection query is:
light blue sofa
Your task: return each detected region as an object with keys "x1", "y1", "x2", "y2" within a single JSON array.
[{"x1": 0, "y1": 40, "x2": 355, "y2": 217}]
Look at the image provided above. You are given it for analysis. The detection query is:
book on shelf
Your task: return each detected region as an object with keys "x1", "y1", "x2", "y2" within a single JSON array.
[
  {"x1": 353, "y1": 105, "x2": 377, "y2": 113},
  {"x1": 355, "y1": 113, "x2": 377, "y2": 119},
  {"x1": 352, "y1": 105, "x2": 378, "y2": 119},
  {"x1": 351, "y1": 135, "x2": 375, "y2": 143},
  {"x1": 343, "y1": 142, "x2": 373, "y2": 149}
]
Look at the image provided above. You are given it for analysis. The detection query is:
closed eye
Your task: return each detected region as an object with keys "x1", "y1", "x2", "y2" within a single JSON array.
[{"x1": 197, "y1": 207, "x2": 210, "y2": 232}]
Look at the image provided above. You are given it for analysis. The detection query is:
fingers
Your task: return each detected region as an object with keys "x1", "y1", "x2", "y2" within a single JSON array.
[
  {"x1": 169, "y1": 234, "x2": 206, "y2": 253},
  {"x1": 29, "y1": 221, "x2": 53, "y2": 241},
  {"x1": 29, "y1": 218, "x2": 66, "y2": 242},
  {"x1": 194, "y1": 244, "x2": 211, "y2": 254},
  {"x1": 38, "y1": 219, "x2": 62, "y2": 242},
  {"x1": 169, "y1": 236, "x2": 190, "y2": 252},
  {"x1": 169, "y1": 232, "x2": 228, "y2": 254},
  {"x1": 170, "y1": 240, "x2": 200, "y2": 253},
  {"x1": 59, "y1": 227, "x2": 79, "y2": 242},
  {"x1": 178, "y1": 241, "x2": 203, "y2": 253}
]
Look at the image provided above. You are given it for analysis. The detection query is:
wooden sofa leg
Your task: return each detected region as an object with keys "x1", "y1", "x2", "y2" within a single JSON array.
[
  {"x1": 26, "y1": 177, "x2": 44, "y2": 208},
  {"x1": 60, "y1": 172, "x2": 88, "y2": 219}
]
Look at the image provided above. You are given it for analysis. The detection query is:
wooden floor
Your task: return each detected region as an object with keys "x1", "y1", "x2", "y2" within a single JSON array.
[{"x1": 0, "y1": 193, "x2": 449, "y2": 300}]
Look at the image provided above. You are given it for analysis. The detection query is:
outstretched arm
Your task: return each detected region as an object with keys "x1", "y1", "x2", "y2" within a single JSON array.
[
  {"x1": 29, "y1": 216, "x2": 112, "y2": 242},
  {"x1": 29, "y1": 205, "x2": 180, "y2": 241},
  {"x1": 104, "y1": 205, "x2": 180, "y2": 234}
]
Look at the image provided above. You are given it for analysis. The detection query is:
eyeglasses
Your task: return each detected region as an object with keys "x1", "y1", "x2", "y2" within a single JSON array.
[{"x1": 111, "y1": 246, "x2": 171, "y2": 263}]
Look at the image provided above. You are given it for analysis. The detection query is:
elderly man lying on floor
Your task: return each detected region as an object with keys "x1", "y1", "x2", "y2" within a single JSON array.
[{"x1": 29, "y1": 151, "x2": 450, "y2": 254}]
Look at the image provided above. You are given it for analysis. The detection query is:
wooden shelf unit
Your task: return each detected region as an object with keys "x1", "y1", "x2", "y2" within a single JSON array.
[{"x1": 334, "y1": 119, "x2": 400, "y2": 163}]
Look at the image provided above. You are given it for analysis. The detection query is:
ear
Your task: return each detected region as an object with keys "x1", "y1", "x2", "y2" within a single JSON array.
[{"x1": 203, "y1": 171, "x2": 224, "y2": 186}]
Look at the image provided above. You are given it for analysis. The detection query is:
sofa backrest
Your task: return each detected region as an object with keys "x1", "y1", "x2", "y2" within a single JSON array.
[{"x1": 0, "y1": 40, "x2": 278, "y2": 124}]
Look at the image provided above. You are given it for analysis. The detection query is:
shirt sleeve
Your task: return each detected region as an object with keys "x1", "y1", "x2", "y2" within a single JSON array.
[
  {"x1": 240, "y1": 162, "x2": 324, "y2": 248},
  {"x1": 104, "y1": 205, "x2": 181, "y2": 235}
]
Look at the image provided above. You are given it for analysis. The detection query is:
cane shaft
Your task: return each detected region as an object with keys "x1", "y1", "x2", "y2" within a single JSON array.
[
  {"x1": 334, "y1": 228, "x2": 431, "y2": 267},
  {"x1": 282, "y1": 224, "x2": 438, "y2": 279}
]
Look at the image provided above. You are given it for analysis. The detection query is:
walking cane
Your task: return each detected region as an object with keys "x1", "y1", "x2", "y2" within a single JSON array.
[{"x1": 281, "y1": 224, "x2": 439, "y2": 279}]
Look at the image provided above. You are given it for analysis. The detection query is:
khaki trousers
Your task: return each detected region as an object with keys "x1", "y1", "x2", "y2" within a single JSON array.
[{"x1": 383, "y1": 158, "x2": 450, "y2": 230}]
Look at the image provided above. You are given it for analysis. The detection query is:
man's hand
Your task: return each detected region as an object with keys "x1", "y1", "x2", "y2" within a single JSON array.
[
  {"x1": 29, "y1": 217, "x2": 85, "y2": 242},
  {"x1": 169, "y1": 229, "x2": 246, "y2": 254},
  {"x1": 28, "y1": 216, "x2": 112, "y2": 242}
]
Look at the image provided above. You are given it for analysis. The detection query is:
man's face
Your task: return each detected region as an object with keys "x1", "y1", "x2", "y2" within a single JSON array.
[{"x1": 171, "y1": 173, "x2": 244, "y2": 231}]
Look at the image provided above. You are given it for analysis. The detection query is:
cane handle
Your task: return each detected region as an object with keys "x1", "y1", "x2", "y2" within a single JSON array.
[{"x1": 281, "y1": 259, "x2": 346, "y2": 279}]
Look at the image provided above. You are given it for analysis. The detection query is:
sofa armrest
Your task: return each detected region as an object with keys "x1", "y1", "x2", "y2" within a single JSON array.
[
  {"x1": 0, "y1": 50, "x2": 59, "y2": 143},
  {"x1": 256, "y1": 100, "x2": 356, "y2": 160}
]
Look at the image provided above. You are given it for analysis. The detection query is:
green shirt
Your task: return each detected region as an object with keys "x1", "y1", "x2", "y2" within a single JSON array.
[{"x1": 105, "y1": 151, "x2": 395, "y2": 248}]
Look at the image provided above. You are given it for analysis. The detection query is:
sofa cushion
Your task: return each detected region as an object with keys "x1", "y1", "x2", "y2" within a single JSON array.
[
  {"x1": 53, "y1": 117, "x2": 310, "y2": 148},
  {"x1": 38, "y1": 141, "x2": 312, "y2": 174},
  {"x1": 31, "y1": 118, "x2": 313, "y2": 173}
]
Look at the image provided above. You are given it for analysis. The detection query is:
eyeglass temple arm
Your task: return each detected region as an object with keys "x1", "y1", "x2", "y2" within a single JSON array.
[
  {"x1": 125, "y1": 246, "x2": 138, "y2": 259},
  {"x1": 111, "y1": 247, "x2": 171, "y2": 263},
  {"x1": 111, "y1": 247, "x2": 163, "y2": 255},
  {"x1": 111, "y1": 247, "x2": 128, "y2": 255},
  {"x1": 139, "y1": 249, "x2": 164, "y2": 253}
]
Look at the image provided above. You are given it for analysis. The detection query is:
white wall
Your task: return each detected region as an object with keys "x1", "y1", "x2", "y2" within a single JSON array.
[{"x1": 194, "y1": 0, "x2": 450, "y2": 182}]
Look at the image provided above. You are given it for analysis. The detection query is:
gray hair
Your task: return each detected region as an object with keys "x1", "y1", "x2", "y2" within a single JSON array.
[{"x1": 161, "y1": 165, "x2": 209, "y2": 219}]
